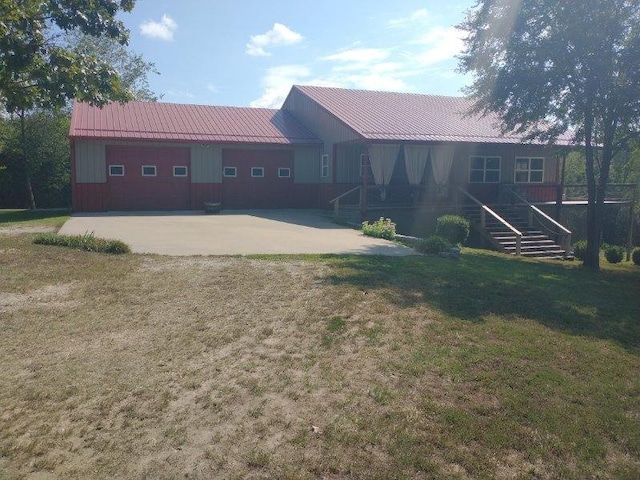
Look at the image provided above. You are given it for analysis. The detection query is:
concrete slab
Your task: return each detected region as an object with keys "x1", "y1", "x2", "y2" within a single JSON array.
[{"x1": 58, "y1": 210, "x2": 416, "y2": 256}]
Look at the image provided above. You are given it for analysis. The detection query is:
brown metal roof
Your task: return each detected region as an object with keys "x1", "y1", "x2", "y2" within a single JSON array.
[
  {"x1": 291, "y1": 85, "x2": 571, "y2": 145},
  {"x1": 69, "y1": 101, "x2": 321, "y2": 145}
]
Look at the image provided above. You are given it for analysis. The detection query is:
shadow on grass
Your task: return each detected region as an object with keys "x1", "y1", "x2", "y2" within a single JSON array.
[
  {"x1": 323, "y1": 251, "x2": 640, "y2": 353},
  {"x1": 0, "y1": 208, "x2": 70, "y2": 224}
]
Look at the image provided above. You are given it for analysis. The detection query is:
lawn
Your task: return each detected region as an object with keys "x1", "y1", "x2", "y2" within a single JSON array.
[{"x1": 1, "y1": 218, "x2": 639, "y2": 479}]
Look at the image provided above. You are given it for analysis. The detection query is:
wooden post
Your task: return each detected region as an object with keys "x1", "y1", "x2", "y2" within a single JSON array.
[
  {"x1": 627, "y1": 184, "x2": 637, "y2": 261},
  {"x1": 555, "y1": 151, "x2": 568, "y2": 222},
  {"x1": 360, "y1": 149, "x2": 369, "y2": 223}
]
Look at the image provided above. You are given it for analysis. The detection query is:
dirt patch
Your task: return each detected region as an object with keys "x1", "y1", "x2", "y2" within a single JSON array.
[
  {"x1": 0, "y1": 283, "x2": 77, "y2": 314},
  {"x1": 0, "y1": 225, "x2": 55, "y2": 236}
]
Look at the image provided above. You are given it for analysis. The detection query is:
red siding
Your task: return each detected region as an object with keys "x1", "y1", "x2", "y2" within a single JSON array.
[
  {"x1": 73, "y1": 183, "x2": 108, "y2": 212},
  {"x1": 106, "y1": 146, "x2": 190, "y2": 210},
  {"x1": 222, "y1": 149, "x2": 294, "y2": 208}
]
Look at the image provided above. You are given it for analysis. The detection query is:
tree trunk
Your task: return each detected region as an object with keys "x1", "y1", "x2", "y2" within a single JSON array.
[
  {"x1": 583, "y1": 110, "x2": 600, "y2": 270},
  {"x1": 19, "y1": 110, "x2": 37, "y2": 210}
]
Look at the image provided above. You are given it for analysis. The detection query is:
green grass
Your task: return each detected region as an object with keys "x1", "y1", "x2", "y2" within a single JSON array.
[
  {"x1": 0, "y1": 230, "x2": 638, "y2": 479},
  {"x1": 0, "y1": 208, "x2": 70, "y2": 228},
  {"x1": 33, "y1": 232, "x2": 130, "y2": 254}
]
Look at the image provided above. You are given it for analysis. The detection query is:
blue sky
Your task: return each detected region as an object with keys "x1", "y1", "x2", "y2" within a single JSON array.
[{"x1": 121, "y1": 0, "x2": 476, "y2": 108}]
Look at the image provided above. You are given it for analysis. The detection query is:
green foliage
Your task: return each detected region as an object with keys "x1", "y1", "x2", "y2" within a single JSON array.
[
  {"x1": 65, "y1": 31, "x2": 160, "y2": 101},
  {"x1": 0, "y1": 111, "x2": 71, "y2": 208},
  {"x1": 604, "y1": 245, "x2": 625, "y2": 264},
  {"x1": 0, "y1": 1, "x2": 137, "y2": 112},
  {"x1": 33, "y1": 232, "x2": 130, "y2": 254},
  {"x1": 458, "y1": 0, "x2": 640, "y2": 270},
  {"x1": 416, "y1": 235, "x2": 452, "y2": 254},
  {"x1": 436, "y1": 215, "x2": 470, "y2": 245},
  {"x1": 632, "y1": 248, "x2": 640, "y2": 266},
  {"x1": 572, "y1": 240, "x2": 588, "y2": 261},
  {"x1": 362, "y1": 217, "x2": 396, "y2": 240}
]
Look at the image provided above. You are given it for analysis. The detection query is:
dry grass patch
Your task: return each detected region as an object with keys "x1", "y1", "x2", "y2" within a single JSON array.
[{"x1": 1, "y1": 234, "x2": 639, "y2": 479}]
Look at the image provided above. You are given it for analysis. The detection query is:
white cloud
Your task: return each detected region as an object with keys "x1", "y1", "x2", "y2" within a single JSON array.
[
  {"x1": 206, "y1": 83, "x2": 220, "y2": 94},
  {"x1": 322, "y1": 48, "x2": 389, "y2": 64},
  {"x1": 250, "y1": 65, "x2": 311, "y2": 108},
  {"x1": 387, "y1": 8, "x2": 429, "y2": 28},
  {"x1": 246, "y1": 23, "x2": 303, "y2": 57},
  {"x1": 140, "y1": 14, "x2": 177, "y2": 41},
  {"x1": 320, "y1": 47, "x2": 410, "y2": 92},
  {"x1": 413, "y1": 26, "x2": 466, "y2": 66}
]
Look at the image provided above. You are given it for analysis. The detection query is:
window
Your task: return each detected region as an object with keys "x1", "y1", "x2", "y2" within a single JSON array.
[
  {"x1": 321, "y1": 154, "x2": 329, "y2": 178},
  {"x1": 251, "y1": 167, "x2": 264, "y2": 178},
  {"x1": 109, "y1": 165, "x2": 124, "y2": 176},
  {"x1": 223, "y1": 166, "x2": 237, "y2": 177},
  {"x1": 360, "y1": 153, "x2": 372, "y2": 178},
  {"x1": 515, "y1": 157, "x2": 544, "y2": 183},
  {"x1": 469, "y1": 156, "x2": 500, "y2": 183},
  {"x1": 278, "y1": 167, "x2": 291, "y2": 178},
  {"x1": 173, "y1": 166, "x2": 188, "y2": 177},
  {"x1": 142, "y1": 165, "x2": 157, "y2": 177}
]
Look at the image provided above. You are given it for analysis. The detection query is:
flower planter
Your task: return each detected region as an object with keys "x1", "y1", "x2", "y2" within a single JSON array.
[{"x1": 204, "y1": 202, "x2": 222, "y2": 214}]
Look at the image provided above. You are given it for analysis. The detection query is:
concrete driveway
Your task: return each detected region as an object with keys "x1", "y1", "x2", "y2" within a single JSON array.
[{"x1": 58, "y1": 210, "x2": 415, "y2": 256}]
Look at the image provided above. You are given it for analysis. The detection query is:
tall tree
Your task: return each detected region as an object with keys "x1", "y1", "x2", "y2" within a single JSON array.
[
  {"x1": 0, "y1": 0, "x2": 138, "y2": 208},
  {"x1": 458, "y1": 0, "x2": 640, "y2": 270},
  {"x1": 65, "y1": 31, "x2": 160, "y2": 102}
]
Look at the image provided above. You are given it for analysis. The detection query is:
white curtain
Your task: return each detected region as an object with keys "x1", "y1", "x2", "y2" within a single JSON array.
[
  {"x1": 431, "y1": 145, "x2": 455, "y2": 185},
  {"x1": 368, "y1": 144, "x2": 400, "y2": 185},
  {"x1": 404, "y1": 145, "x2": 430, "y2": 185}
]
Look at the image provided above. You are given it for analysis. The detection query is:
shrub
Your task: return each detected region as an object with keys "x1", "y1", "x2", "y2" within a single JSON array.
[
  {"x1": 604, "y1": 245, "x2": 625, "y2": 264},
  {"x1": 572, "y1": 239, "x2": 588, "y2": 261},
  {"x1": 436, "y1": 215, "x2": 470, "y2": 245},
  {"x1": 362, "y1": 217, "x2": 396, "y2": 240},
  {"x1": 415, "y1": 235, "x2": 452, "y2": 254},
  {"x1": 632, "y1": 247, "x2": 640, "y2": 266},
  {"x1": 34, "y1": 232, "x2": 130, "y2": 254}
]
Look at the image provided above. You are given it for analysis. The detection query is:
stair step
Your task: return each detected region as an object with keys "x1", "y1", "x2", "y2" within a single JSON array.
[{"x1": 499, "y1": 240, "x2": 557, "y2": 247}]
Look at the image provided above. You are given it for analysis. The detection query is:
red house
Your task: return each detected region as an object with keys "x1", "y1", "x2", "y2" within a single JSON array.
[{"x1": 69, "y1": 85, "x2": 569, "y2": 212}]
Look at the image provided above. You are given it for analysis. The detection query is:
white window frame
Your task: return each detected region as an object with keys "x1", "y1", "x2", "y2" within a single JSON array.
[
  {"x1": 141, "y1": 165, "x2": 157, "y2": 177},
  {"x1": 223, "y1": 166, "x2": 237, "y2": 178},
  {"x1": 469, "y1": 156, "x2": 501, "y2": 183},
  {"x1": 321, "y1": 154, "x2": 329, "y2": 178},
  {"x1": 514, "y1": 157, "x2": 544, "y2": 183},
  {"x1": 251, "y1": 167, "x2": 265, "y2": 178},
  {"x1": 109, "y1": 165, "x2": 125, "y2": 177},
  {"x1": 277, "y1": 167, "x2": 291, "y2": 178},
  {"x1": 173, "y1": 166, "x2": 188, "y2": 177}
]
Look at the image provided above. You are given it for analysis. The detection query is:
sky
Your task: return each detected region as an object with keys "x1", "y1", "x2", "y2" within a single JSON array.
[{"x1": 120, "y1": 0, "x2": 477, "y2": 109}]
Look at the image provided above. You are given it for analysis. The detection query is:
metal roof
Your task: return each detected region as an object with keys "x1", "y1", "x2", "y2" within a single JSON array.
[
  {"x1": 69, "y1": 101, "x2": 321, "y2": 145},
  {"x1": 290, "y1": 85, "x2": 572, "y2": 145}
]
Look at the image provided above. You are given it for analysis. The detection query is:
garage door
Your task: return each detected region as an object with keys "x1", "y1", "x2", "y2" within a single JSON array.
[
  {"x1": 222, "y1": 149, "x2": 294, "y2": 208},
  {"x1": 106, "y1": 146, "x2": 190, "y2": 210}
]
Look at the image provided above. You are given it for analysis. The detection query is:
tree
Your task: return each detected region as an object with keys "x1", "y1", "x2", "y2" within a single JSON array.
[
  {"x1": 458, "y1": 0, "x2": 640, "y2": 270},
  {"x1": 65, "y1": 31, "x2": 160, "y2": 102},
  {"x1": 0, "y1": 1, "x2": 138, "y2": 208},
  {"x1": 0, "y1": 110, "x2": 71, "y2": 208}
]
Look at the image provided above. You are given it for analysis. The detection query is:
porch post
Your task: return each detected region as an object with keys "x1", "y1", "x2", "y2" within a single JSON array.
[
  {"x1": 627, "y1": 184, "x2": 637, "y2": 261},
  {"x1": 555, "y1": 150, "x2": 568, "y2": 222},
  {"x1": 361, "y1": 148, "x2": 369, "y2": 223}
]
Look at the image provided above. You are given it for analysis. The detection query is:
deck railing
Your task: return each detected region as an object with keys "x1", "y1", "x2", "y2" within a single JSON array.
[
  {"x1": 506, "y1": 188, "x2": 572, "y2": 255},
  {"x1": 458, "y1": 187, "x2": 523, "y2": 255},
  {"x1": 508, "y1": 183, "x2": 637, "y2": 204}
]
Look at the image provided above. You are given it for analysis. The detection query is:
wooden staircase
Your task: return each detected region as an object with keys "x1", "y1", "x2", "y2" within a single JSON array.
[{"x1": 462, "y1": 204, "x2": 571, "y2": 259}]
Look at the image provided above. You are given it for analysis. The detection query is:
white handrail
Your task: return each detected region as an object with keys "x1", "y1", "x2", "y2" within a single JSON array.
[
  {"x1": 510, "y1": 189, "x2": 571, "y2": 235},
  {"x1": 458, "y1": 187, "x2": 522, "y2": 255}
]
